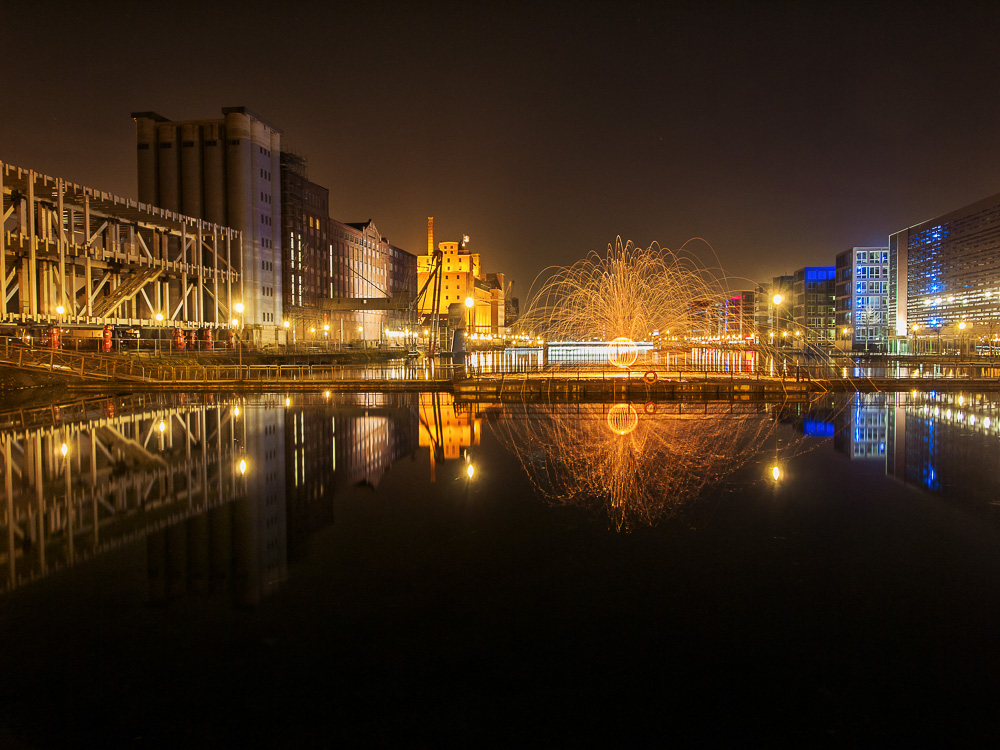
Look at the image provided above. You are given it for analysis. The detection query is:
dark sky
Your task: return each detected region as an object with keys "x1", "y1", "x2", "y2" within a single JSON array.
[{"x1": 4, "y1": 0, "x2": 1000, "y2": 296}]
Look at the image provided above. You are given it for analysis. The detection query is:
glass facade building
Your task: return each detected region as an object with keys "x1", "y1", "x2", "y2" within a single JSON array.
[
  {"x1": 835, "y1": 247, "x2": 889, "y2": 350},
  {"x1": 890, "y1": 192, "x2": 1000, "y2": 348}
]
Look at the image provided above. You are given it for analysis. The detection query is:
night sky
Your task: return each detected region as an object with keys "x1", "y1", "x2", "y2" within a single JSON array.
[{"x1": 4, "y1": 1, "x2": 1000, "y2": 297}]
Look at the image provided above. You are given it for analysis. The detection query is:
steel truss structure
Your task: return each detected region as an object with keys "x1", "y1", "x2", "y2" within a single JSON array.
[
  {"x1": 0, "y1": 161, "x2": 242, "y2": 332},
  {"x1": 0, "y1": 395, "x2": 255, "y2": 596}
]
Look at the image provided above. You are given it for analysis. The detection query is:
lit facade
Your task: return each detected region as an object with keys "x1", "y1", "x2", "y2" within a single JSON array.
[
  {"x1": 890, "y1": 192, "x2": 1000, "y2": 351},
  {"x1": 835, "y1": 247, "x2": 889, "y2": 350},
  {"x1": 280, "y1": 152, "x2": 330, "y2": 340},
  {"x1": 329, "y1": 219, "x2": 416, "y2": 344},
  {"x1": 133, "y1": 108, "x2": 282, "y2": 337},
  {"x1": 416, "y1": 236, "x2": 506, "y2": 335},
  {"x1": 792, "y1": 266, "x2": 835, "y2": 343},
  {"x1": 280, "y1": 151, "x2": 416, "y2": 345}
]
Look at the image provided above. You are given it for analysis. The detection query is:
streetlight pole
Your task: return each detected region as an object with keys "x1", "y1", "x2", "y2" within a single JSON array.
[
  {"x1": 234, "y1": 302, "x2": 244, "y2": 379},
  {"x1": 771, "y1": 293, "x2": 785, "y2": 348}
]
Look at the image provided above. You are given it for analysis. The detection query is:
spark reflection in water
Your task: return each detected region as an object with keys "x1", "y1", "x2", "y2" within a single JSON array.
[{"x1": 492, "y1": 401, "x2": 779, "y2": 530}]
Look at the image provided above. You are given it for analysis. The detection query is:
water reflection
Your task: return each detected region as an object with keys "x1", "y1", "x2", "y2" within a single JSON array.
[
  {"x1": 0, "y1": 392, "x2": 421, "y2": 602},
  {"x1": 490, "y1": 401, "x2": 781, "y2": 530},
  {"x1": 3, "y1": 389, "x2": 1000, "y2": 599}
]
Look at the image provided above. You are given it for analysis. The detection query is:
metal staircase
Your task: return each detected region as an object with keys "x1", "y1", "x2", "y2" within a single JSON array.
[{"x1": 89, "y1": 267, "x2": 162, "y2": 319}]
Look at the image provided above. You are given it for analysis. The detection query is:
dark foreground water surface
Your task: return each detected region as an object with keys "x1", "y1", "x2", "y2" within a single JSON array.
[{"x1": 1, "y1": 391, "x2": 999, "y2": 747}]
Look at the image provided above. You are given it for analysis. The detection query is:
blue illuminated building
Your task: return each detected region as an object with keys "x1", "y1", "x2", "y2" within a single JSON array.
[
  {"x1": 792, "y1": 266, "x2": 835, "y2": 343},
  {"x1": 835, "y1": 247, "x2": 889, "y2": 351},
  {"x1": 889, "y1": 192, "x2": 1000, "y2": 350}
]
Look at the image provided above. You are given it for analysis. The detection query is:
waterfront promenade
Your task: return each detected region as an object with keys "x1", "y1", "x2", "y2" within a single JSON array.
[{"x1": 4, "y1": 343, "x2": 1000, "y2": 400}]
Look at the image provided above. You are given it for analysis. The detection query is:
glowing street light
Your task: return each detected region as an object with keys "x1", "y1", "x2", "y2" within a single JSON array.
[
  {"x1": 234, "y1": 302, "x2": 245, "y2": 376},
  {"x1": 56, "y1": 305, "x2": 65, "y2": 315},
  {"x1": 771, "y1": 465, "x2": 781, "y2": 481},
  {"x1": 465, "y1": 296, "x2": 475, "y2": 335},
  {"x1": 239, "y1": 459, "x2": 247, "y2": 476}
]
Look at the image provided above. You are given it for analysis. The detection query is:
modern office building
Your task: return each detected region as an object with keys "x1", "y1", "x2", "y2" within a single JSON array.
[
  {"x1": 792, "y1": 266, "x2": 835, "y2": 344},
  {"x1": 889, "y1": 192, "x2": 1000, "y2": 352},
  {"x1": 835, "y1": 247, "x2": 889, "y2": 350},
  {"x1": 133, "y1": 108, "x2": 283, "y2": 339}
]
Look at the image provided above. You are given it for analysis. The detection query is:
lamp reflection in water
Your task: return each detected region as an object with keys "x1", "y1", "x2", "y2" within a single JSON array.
[{"x1": 493, "y1": 401, "x2": 781, "y2": 531}]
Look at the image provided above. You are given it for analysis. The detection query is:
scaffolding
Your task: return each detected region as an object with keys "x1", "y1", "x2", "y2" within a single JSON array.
[{"x1": 0, "y1": 161, "x2": 242, "y2": 336}]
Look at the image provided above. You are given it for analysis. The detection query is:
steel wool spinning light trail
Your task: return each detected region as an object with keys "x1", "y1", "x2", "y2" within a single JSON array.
[{"x1": 515, "y1": 238, "x2": 733, "y2": 346}]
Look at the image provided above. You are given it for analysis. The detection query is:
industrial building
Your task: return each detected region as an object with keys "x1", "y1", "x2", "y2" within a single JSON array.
[
  {"x1": 281, "y1": 151, "x2": 416, "y2": 346},
  {"x1": 416, "y1": 218, "x2": 506, "y2": 340},
  {"x1": 0, "y1": 160, "x2": 241, "y2": 348},
  {"x1": 133, "y1": 108, "x2": 282, "y2": 340}
]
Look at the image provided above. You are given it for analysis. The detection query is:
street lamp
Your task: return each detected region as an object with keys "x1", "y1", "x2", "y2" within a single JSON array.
[
  {"x1": 465, "y1": 296, "x2": 475, "y2": 336},
  {"x1": 771, "y1": 293, "x2": 786, "y2": 346},
  {"x1": 959, "y1": 321, "x2": 969, "y2": 356},
  {"x1": 911, "y1": 323, "x2": 920, "y2": 355},
  {"x1": 234, "y1": 302, "x2": 244, "y2": 376}
]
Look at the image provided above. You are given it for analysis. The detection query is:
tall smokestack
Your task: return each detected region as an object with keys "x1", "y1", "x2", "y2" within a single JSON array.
[{"x1": 427, "y1": 216, "x2": 434, "y2": 255}]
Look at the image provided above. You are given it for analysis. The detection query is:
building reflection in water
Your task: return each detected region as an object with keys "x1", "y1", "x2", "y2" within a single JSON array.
[
  {"x1": 833, "y1": 392, "x2": 887, "y2": 460},
  {"x1": 418, "y1": 393, "x2": 481, "y2": 482},
  {"x1": 0, "y1": 391, "x2": 421, "y2": 602},
  {"x1": 5, "y1": 389, "x2": 998, "y2": 597},
  {"x1": 830, "y1": 391, "x2": 1000, "y2": 510},
  {"x1": 283, "y1": 392, "x2": 418, "y2": 556},
  {"x1": 886, "y1": 391, "x2": 1000, "y2": 508}
]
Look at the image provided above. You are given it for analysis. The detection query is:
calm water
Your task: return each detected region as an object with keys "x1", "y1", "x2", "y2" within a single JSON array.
[{"x1": 1, "y1": 390, "x2": 1000, "y2": 746}]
